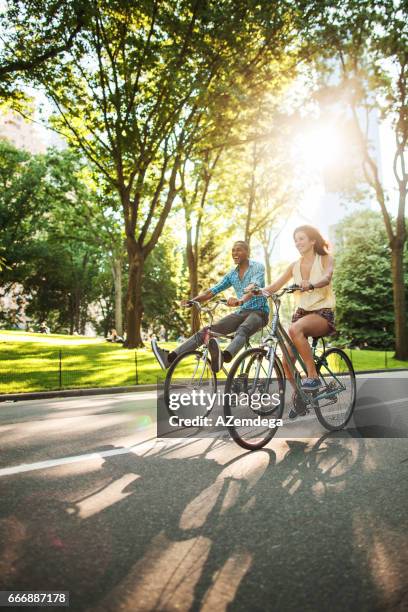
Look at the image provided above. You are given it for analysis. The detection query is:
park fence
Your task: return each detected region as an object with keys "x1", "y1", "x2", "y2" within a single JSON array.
[
  {"x1": 0, "y1": 348, "x2": 165, "y2": 395},
  {"x1": 0, "y1": 343, "x2": 406, "y2": 396}
]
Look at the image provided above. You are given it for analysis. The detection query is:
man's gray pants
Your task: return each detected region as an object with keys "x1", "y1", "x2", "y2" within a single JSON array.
[{"x1": 173, "y1": 309, "x2": 268, "y2": 359}]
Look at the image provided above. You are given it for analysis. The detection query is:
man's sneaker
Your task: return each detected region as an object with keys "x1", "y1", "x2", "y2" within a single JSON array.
[
  {"x1": 151, "y1": 339, "x2": 171, "y2": 370},
  {"x1": 289, "y1": 391, "x2": 307, "y2": 419},
  {"x1": 208, "y1": 337, "x2": 223, "y2": 373},
  {"x1": 302, "y1": 377, "x2": 321, "y2": 392}
]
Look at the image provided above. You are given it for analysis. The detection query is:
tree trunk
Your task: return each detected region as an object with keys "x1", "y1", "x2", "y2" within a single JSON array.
[
  {"x1": 186, "y1": 235, "x2": 200, "y2": 333},
  {"x1": 112, "y1": 255, "x2": 123, "y2": 336},
  {"x1": 73, "y1": 288, "x2": 81, "y2": 333},
  {"x1": 245, "y1": 142, "x2": 257, "y2": 245},
  {"x1": 125, "y1": 236, "x2": 144, "y2": 348},
  {"x1": 391, "y1": 243, "x2": 408, "y2": 360},
  {"x1": 263, "y1": 244, "x2": 272, "y2": 284}
]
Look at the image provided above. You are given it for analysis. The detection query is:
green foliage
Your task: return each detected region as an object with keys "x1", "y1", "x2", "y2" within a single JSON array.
[
  {"x1": 141, "y1": 233, "x2": 185, "y2": 339},
  {"x1": 0, "y1": 140, "x2": 115, "y2": 333},
  {"x1": 0, "y1": 0, "x2": 90, "y2": 105},
  {"x1": 333, "y1": 210, "x2": 408, "y2": 348}
]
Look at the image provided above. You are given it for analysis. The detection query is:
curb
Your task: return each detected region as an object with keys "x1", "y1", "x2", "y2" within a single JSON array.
[
  {"x1": 0, "y1": 384, "x2": 157, "y2": 403},
  {"x1": 1, "y1": 368, "x2": 407, "y2": 403},
  {"x1": 352, "y1": 368, "x2": 408, "y2": 375}
]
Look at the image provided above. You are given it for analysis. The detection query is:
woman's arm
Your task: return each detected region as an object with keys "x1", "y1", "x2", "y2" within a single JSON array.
[
  {"x1": 244, "y1": 263, "x2": 295, "y2": 301},
  {"x1": 309, "y1": 255, "x2": 334, "y2": 289},
  {"x1": 255, "y1": 263, "x2": 294, "y2": 296}
]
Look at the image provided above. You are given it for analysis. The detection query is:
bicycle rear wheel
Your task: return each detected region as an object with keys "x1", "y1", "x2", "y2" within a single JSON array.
[
  {"x1": 315, "y1": 348, "x2": 356, "y2": 430},
  {"x1": 164, "y1": 350, "x2": 216, "y2": 417},
  {"x1": 224, "y1": 348, "x2": 285, "y2": 450}
]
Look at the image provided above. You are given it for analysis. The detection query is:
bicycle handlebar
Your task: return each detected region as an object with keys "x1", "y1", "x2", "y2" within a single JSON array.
[
  {"x1": 248, "y1": 283, "x2": 303, "y2": 299},
  {"x1": 182, "y1": 298, "x2": 228, "y2": 311}
]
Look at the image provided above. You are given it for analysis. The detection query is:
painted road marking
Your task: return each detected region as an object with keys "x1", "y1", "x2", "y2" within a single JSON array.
[{"x1": 0, "y1": 440, "x2": 161, "y2": 478}]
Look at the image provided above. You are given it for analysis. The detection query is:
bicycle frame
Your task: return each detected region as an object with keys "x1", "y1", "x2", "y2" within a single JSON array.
[
  {"x1": 185, "y1": 299, "x2": 253, "y2": 383},
  {"x1": 253, "y1": 291, "x2": 344, "y2": 406}
]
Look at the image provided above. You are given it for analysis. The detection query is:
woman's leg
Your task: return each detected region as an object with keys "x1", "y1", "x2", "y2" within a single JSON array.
[
  {"x1": 282, "y1": 344, "x2": 297, "y2": 390},
  {"x1": 288, "y1": 314, "x2": 330, "y2": 378}
]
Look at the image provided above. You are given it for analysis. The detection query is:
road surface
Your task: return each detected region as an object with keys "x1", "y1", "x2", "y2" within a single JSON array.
[{"x1": 0, "y1": 372, "x2": 408, "y2": 611}]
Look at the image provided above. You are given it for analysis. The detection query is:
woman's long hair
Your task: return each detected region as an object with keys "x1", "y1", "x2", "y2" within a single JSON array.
[{"x1": 293, "y1": 225, "x2": 329, "y2": 255}]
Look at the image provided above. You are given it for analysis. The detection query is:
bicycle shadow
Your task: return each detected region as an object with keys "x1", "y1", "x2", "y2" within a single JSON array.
[{"x1": 1, "y1": 430, "x2": 407, "y2": 611}]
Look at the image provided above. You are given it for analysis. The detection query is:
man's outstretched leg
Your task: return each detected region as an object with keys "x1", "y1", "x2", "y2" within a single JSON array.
[
  {"x1": 208, "y1": 311, "x2": 268, "y2": 372},
  {"x1": 151, "y1": 313, "x2": 244, "y2": 370}
]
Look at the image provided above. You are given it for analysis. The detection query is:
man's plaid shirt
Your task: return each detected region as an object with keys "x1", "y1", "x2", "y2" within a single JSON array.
[{"x1": 210, "y1": 260, "x2": 269, "y2": 314}]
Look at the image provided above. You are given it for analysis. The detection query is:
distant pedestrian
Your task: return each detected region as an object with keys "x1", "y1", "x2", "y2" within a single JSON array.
[{"x1": 39, "y1": 321, "x2": 50, "y2": 334}]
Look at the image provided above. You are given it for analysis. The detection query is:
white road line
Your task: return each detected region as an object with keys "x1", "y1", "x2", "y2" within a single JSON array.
[
  {"x1": 2, "y1": 396, "x2": 407, "y2": 479},
  {"x1": 0, "y1": 444, "x2": 151, "y2": 479}
]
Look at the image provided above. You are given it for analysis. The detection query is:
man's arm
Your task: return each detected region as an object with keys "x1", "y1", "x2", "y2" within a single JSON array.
[
  {"x1": 181, "y1": 289, "x2": 214, "y2": 306},
  {"x1": 181, "y1": 272, "x2": 232, "y2": 306}
]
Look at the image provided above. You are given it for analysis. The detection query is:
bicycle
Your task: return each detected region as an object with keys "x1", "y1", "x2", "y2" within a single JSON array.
[
  {"x1": 224, "y1": 284, "x2": 357, "y2": 450},
  {"x1": 163, "y1": 299, "x2": 254, "y2": 415}
]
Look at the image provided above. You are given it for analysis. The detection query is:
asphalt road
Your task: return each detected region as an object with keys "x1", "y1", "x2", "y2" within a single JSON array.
[{"x1": 0, "y1": 373, "x2": 408, "y2": 612}]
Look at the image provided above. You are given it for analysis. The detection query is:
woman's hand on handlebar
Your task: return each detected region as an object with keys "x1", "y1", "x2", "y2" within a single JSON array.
[
  {"x1": 299, "y1": 280, "x2": 313, "y2": 292},
  {"x1": 180, "y1": 299, "x2": 193, "y2": 307}
]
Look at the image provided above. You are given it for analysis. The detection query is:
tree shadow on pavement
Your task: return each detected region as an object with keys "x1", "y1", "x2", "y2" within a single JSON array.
[{"x1": 0, "y1": 430, "x2": 408, "y2": 612}]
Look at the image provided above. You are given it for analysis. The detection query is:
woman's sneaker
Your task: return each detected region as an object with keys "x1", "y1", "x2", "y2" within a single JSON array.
[
  {"x1": 301, "y1": 377, "x2": 321, "y2": 392},
  {"x1": 208, "y1": 338, "x2": 223, "y2": 373},
  {"x1": 289, "y1": 391, "x2": 307, "y2": 419},
  {"x1": 151, "y1": 339, "x2": 171, "y2": 370}
]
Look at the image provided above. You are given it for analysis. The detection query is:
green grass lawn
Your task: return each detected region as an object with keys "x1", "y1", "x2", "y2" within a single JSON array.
[
  {"x1": 0, "y1": 330, "x2": 168, "y2": 394},
  {"x1": 342, "y1": 347, "x2": 408, "y2": 372},
  {"x1": 0, "y1": 330, "x2": 407, "y2": 395}
]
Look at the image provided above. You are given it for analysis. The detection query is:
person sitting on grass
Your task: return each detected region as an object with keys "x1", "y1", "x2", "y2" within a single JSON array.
[
  {"x1": 151, "y1": 240, "x2": 268, "y2": 373},
  {"x1": 107, "y1": 328, "x2": 124, "y2": 343}
]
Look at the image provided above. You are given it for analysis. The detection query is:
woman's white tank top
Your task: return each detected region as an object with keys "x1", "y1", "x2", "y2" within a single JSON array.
[{"x1": 292, "y1": 254, "x2": 335, "y2": 310}]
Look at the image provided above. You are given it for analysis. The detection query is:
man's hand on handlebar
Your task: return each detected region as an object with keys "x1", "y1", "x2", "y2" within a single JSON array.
[
  {"x1": 227, "y1": 297, "x2": 241, "y2": 307},
  {"x1": 244, "y1": 283, "x2": 267, "y2": 297},
  {"x1": 244, "y1": 283, "x2": 255, "y2": 293}
]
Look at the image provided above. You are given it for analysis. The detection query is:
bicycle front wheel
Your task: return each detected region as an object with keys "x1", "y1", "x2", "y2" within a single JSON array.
[
  {"x1": 315, "y1": 348, "x2": 356, "y2": 431},
  {"x1": 164, "y1": 350, "x2": 216, "y2": 417},
  {"x1": 224, "y1": 348, "x2": 285, "y2": 450}
]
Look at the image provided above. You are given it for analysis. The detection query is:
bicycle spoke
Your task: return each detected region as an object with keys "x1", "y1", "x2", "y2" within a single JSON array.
[
  {"x1": 224, "y1": 348, "x2": 285, "y2": 450},
  {"x1": 315, "y1": 348, "x2": 356, "y2": 430}
]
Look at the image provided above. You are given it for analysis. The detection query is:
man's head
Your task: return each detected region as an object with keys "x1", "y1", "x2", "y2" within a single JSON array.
[{"x1": 232, "y1": 240, "x2": 249, "y2": 265}]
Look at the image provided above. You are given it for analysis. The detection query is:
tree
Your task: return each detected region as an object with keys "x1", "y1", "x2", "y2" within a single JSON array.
[
  {"x1": 333, "y1": 210, "x2": 408, "y2": 349},
  {"x1": 142, "y1": 232, "x2": 185, "y2": 339},
  {"x1": 303, "y1": 0, "x2": 408, "y2": 358},
  {"x1": 178, "y1": 147, "x2": 225, "y2": 332},
  {"x1": 22, "y1": 235, "x2": 103, "y2": 333},
  {"x1": 0, "y1": 140, "x2": 114, "y2": 333},
  {"x1": 0, "y1": 139, "x2": 50, "y2": 284},
  {"x1": 31, "y1": 0, "x2": 304, "y2": 346}
]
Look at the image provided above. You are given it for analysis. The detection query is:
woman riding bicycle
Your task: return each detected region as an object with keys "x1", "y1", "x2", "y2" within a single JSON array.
[{"x1": 246, "y1": 225, "x2": 335, "y2": 392}]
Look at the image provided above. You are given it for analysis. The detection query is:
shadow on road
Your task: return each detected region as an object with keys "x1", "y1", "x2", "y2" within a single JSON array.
[{"x1": 0, "y1": 430, "x2": 408, "y2": 611}]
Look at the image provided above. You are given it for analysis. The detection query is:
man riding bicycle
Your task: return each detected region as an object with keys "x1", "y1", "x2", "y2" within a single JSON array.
[{"x1": 151, "y1": 240, "x2": 269, "y2": 373}]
